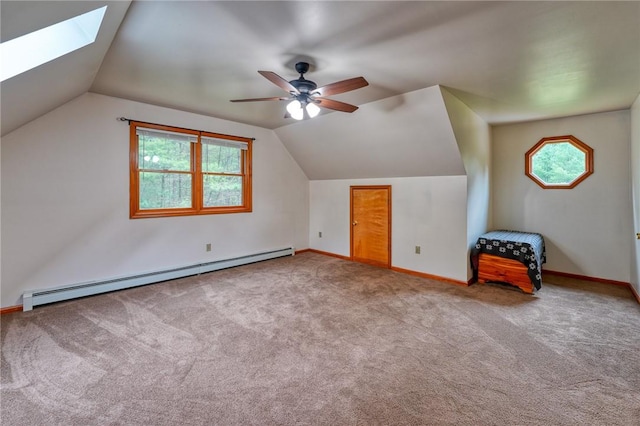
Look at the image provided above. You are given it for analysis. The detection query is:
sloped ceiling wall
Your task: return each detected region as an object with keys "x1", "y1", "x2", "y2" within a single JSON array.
[
  {"x1": 274, "y1": 85, "x2": 465, "y2": 180},
  {"x1": 441, "y1": 87, "x2": 492, "y2": 278},
  {"x1": 0, "y1": 1, "x2": 131, "y2": 136}
]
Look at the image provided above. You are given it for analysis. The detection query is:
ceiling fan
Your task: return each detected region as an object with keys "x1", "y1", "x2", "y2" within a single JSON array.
[{"x1": 230, "y1": 62, "x2": 368, "y2": 120}]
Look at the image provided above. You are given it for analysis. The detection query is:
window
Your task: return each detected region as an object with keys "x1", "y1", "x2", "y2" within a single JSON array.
[
  {"x1": 130, "y1": 121, "x2": 252, "y2": 218},
  {"x1": 525, "y1": 135, "x2": 593, "y2": 189},
  {"x1": 1, "y1": 6, "x2": 107, "y2": 82}
]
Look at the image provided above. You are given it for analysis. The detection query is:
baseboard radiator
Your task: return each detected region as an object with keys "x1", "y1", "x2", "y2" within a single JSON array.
[{"x1": 22, "y1": 247, "x2": 294, "y2": 311}]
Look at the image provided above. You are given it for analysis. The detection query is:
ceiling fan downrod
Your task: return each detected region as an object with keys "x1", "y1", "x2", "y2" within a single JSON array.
[{"x1": 289, "y1": 62, "x2": 317, "y2": 94}]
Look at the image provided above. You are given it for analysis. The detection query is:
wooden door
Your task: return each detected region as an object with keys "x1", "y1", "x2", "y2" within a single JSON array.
[{"x1": 350, "y1": 185, "x2": 391, "y2": 268}]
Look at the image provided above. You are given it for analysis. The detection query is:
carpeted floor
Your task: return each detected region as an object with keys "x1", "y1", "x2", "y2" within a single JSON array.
[{"x1": 1, "y1": 252, "x2": 639, "y2": 425}]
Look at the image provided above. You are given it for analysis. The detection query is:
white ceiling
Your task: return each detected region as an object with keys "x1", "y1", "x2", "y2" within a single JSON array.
[{"x1": 2, "y1": 1, "x2": 640, "y2": 136}]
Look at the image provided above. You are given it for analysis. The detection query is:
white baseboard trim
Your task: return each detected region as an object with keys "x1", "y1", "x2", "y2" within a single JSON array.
[{"x1": 23, "y1": 247, "x2": 294, "y2": 311}]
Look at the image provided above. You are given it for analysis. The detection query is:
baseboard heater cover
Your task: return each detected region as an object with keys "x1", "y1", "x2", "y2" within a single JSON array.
[{"x1": 22, "y1": 247, "x2": 294, "y2": 311}]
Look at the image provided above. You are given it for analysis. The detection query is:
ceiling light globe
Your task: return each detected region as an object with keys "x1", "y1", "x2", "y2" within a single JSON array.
[
  {"x1": 306, "y1": 102, "x2": 320, "y2": 118},
  {"x1": 287, "y1": 100, "x2": 303, "y2": 120}
]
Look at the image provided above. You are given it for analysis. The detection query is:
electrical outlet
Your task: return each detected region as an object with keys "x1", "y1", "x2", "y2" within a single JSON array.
[
  {"x1": 415, "y1": 246, "x2": 421, "y2": 254},
  {"x1": 319, "y1": 231, "x2": 322, "y2": 238},
  {"x1": 206, "y1": 243, "x2": 211, "y2": 252}
]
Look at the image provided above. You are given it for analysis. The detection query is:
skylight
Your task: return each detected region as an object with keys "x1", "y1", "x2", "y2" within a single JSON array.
[{"x1": 0, "y1": 5, "x2": 107, "y2": 82}]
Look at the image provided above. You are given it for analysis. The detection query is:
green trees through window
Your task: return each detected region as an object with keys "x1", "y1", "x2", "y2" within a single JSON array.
[
  {"x1": 531, "y1": 142, "x2": 586, "y2": 184},
  {"x1": 138, "y1": 131, "x2": 193, "y2": 209},
  {"x1": 202, "y1": 142, "x2": 243, "y2": 207}
]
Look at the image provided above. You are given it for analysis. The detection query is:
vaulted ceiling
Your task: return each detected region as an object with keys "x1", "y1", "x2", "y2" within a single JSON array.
[{"x1": 2, "y1": 1, "x2": 639, "y2": 137}]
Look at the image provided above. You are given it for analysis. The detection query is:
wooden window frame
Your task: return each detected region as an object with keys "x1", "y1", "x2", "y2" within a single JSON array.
[
  {"x1": 130, "y1": 121, "x2": 252, "y2": 219},
  {"x1": 525, "y1": 135, "x2": 593, "y2": 189}
]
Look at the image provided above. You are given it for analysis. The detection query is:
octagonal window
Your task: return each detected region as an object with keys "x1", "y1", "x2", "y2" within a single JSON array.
[{"x1": 525, "y1": 135, "x2": 593, "y2": 189}]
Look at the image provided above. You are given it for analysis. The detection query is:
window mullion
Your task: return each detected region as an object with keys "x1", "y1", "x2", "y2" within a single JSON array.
[
  {"x1": 202, "y1": 171, "x2": 243, "y2": 177},
  {"x1": 244, "y1": 142, "x2": 252, "y2": 211},
  {"x1": 194, "y1": 136, "x2": 202, "y2": 212},
  {"x1": 130, "y1": 128, "x2": 140, "y2": 218},
  {"x1": 138, "y1": 169, "x2": 193, "y2": 174}
]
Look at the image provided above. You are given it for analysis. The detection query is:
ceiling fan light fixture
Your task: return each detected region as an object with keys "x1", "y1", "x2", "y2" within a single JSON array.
[
  {"x1": 306, "y1": 102, "x2": 320, "y2": 118},
  {"x1": 231, "y1": 61, "x2": 368, "y2": 120},
  {"x1": 286, "y1": 100, "x2": 304, "y2": 120}
]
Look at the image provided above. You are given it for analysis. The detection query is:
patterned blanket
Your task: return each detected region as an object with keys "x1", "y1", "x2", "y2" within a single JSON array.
[{"x1": 470, "y1": 230, "x2": 546, "y2": 290}]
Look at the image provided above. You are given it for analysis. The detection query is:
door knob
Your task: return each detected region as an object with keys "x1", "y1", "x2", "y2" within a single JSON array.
[{"x1": 353, "y1": 221, "x2": 358, "y2": 226}]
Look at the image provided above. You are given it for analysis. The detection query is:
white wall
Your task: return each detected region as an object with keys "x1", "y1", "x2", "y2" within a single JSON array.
[
  {"x1": 441, "y1": 88, "x2": 492, "y2": 278},
  {"x1": 631, "y1": 94, "x2": 640, "y2": 294},
  {"x1": 0, "y1": 93, "x2": 309, "y2": 308},
  {"x1": 0, "y1": 138, "x2": 2, "y2": 298},
  {"x1": 309, "y1": 176, "x2": 468, "y2": 283},
  {"x1": 492, "y1": 110, "x2": 632, "y2": 283}
]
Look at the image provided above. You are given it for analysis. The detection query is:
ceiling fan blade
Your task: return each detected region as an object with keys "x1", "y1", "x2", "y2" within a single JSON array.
[
  {"x1": 315, "y1": 98, "x2": 359, "y2": 113},
  {"x1": 230, "y1": 96, "x2": 290, "y2": 103},
  {"x1": 313, "y1": 77, "x2": 368, "y2": 97},
  {"x1": 258, "y1": 71, "x2": 300, "y2": 94}
]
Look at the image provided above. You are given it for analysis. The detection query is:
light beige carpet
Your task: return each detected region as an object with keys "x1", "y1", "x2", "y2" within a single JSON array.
[{"x1": 1, "y1": 252, "x2": 639, "y2": 425}]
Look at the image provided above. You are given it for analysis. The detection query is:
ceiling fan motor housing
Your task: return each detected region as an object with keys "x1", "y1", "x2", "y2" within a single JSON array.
[{"x1": 290, "y1": 79, "x2": 317, "y2": 94}]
